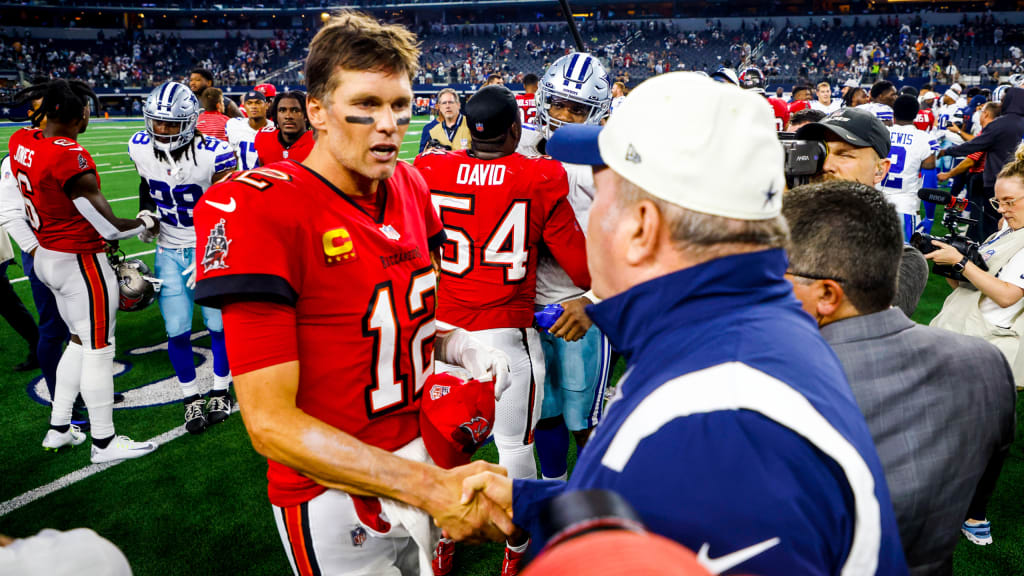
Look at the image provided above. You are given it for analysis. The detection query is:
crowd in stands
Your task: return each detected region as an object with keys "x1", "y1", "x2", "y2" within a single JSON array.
[
  {"x1": 0, "y1": 28, "x2": 312, "y2": 97},
  {"x1": 2, "y1": 12, "x2": 1024, "y2": 98}
]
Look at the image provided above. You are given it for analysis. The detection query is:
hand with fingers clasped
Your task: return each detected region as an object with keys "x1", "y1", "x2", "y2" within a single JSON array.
[
  {"x1": 459, "y1": 470, "x2": 515, "y2": 535},
  {"x1": 428, "y1": 461, "x2": 516, "y2": 543},
  {"x1": 550, "y1": 296, "x2": 593, "y2": 342}
]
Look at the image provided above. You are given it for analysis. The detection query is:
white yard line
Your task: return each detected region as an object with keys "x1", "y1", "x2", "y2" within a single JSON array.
[{"x1": 0, "y1": 406, "x2": 239, "y2": 517}]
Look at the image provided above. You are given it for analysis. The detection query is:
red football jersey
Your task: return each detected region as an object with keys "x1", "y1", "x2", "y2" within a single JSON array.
[
  {"x1": 196, "y1": 110, "x2": 229, "y2": 141},
  {"x1": 415, "y1": 149, "x2": 589, "y2": 331},
  {"x1": 7, "y1": 128, "x2": 105, "y2": 253},
  {"x1": 254, "y1": 127, "x2": 314, "y2": 165},
  {"x1": 767, "y1": 97, "x2": 790, "y2": 131},
  {"x1": 516, "y1": 93, "x2": 537, "y2": 126},
  {"x1": 914, "y1": 108, "x2": 936, "y2": 133},
  {"x1": 194, "y1": 159, "x2": 444, "y2": 507}
]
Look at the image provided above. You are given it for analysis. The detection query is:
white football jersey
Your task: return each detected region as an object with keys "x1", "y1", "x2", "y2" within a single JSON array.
[
  {"x1": 880, "y1": 124, "x2": 938, "y2": 215},
  {"x1": 857, "y1": 102, "x2": 894, "y2": 123},
  {"x1": 517, "y1": 123, "x2": 593, "y2": 305},
  {"x1": 128, "y1": 130, "x2": 236, "y2": 248},
  {"x1": 225, "y1": 117, "x2": 273, "y2": 171},
  {"x1": 935, "y1": 103, "x2": 965, "y2": 146}
]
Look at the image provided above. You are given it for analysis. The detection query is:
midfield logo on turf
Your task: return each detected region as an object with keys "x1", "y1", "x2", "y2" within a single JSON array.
[{"x1": 27, "y1": 331, "x2": 222, "y2": 410}]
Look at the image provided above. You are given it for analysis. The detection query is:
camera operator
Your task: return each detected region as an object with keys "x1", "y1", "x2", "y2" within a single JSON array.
[
  {"x1": 795, "y1": 108, "x2": 929, "y2": 316},
  {"x1": 938, "y1": 86, "x2": 1024, "y2": 240},
  {"x1": 420, "y1": 88, "x2": 471, "y2": 153},
  {"x1": 783, "y1": 180, "x2": 1015, "y2": 568},
  {"x1": 929, "y1": 146, "x2": 1024, "y2": 386}
]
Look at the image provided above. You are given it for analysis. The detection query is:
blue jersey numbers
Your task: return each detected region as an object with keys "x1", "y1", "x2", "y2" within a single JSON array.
[{"x1": 148, "y1": 179, "x2": 202, "y2": 227}]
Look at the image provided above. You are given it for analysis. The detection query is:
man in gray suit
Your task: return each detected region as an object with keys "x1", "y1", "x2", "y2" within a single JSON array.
[{"x1": 783, "y1": 180, "x2": 1017, "y2": 575}]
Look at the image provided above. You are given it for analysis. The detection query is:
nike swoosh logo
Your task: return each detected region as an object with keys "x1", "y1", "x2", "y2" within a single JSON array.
[
  {"x1": 206, "y1": 198, "x2": 236, "y2": 213},
  {"x1": 696, "y1": 537, "x2": 780, "y2": 574}
]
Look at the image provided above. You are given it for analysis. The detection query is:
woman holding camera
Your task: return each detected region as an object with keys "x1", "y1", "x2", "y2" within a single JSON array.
[{"x1": 928, "y1": 145, "x2": 1024, "y2": 386}]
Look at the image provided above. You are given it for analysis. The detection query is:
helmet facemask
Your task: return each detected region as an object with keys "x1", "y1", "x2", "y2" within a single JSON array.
[
  {"x1": 143, "y1": 81, "x2": 199, "y2": 152},
  {"x1": 536, "y1": 52, "x2": 612, "y2": 140}
]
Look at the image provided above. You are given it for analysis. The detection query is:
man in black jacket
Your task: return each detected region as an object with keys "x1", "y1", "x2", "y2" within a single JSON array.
[{"x1": 941, "y1": 86, "x2": 1024, "y2": 239}]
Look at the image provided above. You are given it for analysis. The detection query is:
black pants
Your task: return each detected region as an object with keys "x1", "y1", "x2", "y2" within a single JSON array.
[
  {"x1": 978, "y1": 184, "x2": 1001, "y2": 241},
  {"x1": 966, "y1": 174, "x2": 990, "y2": 243},
  {"x1": 0, "y1": 260, "x2": 39, "y2": 358},
  {"x1": 967, "y1": 446, "x2": 1008, "y2": 521}
]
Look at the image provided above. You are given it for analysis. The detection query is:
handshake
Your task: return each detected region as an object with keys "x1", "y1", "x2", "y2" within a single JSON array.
[{"x1": 427, "y1": 462, "x2": 517, "y2": 543}]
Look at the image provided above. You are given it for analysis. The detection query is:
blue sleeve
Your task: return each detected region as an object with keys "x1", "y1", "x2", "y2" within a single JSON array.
[
  {"x1": 419, "y1": 120, "x2": 435, "y2": 153},
  {"x1": 946, "y1": 124, "x2": 997, "y2": 157},
  {"x1": 512, "y1": 479, "x2": 566, "y2": 539},
  {"x1": 563, "y1": 410, "x2": 906, "y2": 574}
]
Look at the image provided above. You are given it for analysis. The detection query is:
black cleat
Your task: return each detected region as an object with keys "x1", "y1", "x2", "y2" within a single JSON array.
[
  {"x1": 184, "y1": 397, "x2": 207, "y2": 434},
  {"x1": 206, "y1": 393, "x2": 233, "y2": 426}
]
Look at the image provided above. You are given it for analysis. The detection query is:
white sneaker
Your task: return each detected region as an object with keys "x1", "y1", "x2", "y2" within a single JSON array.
[
  {"x1": 90, "y1": 435, "x2": 157, "y2": 464},
  {"x1": 42, "y1": 425, "x2": 86, "y2": 451}
]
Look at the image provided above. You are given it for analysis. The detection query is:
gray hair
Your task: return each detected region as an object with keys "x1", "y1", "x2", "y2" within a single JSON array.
[{"x1": 615, "y1": 178, "x2": 789, "y2": 263}]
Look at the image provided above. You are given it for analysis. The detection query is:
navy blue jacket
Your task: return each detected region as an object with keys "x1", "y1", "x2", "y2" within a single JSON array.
[
  {"x1": 945, "y1": 86, "x2": 1024, "y2": 186},
  {"x1": 513, "y1": 249, "x2": 908, "y2": 575}
]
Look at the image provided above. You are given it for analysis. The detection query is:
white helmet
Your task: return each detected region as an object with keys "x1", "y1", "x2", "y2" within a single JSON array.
[
  {"x1": 114, "y1": 258, "x2": 161, "y2": 312},
  {"x1": 536, "y1": 52, "x2": 612, "y2": 139},
  {"x1": 993, "y1": 84, "x2": 1011, "y2": 104},
  {"x1": 143, "y1": 81, "x2": 200, "y2": 152}
]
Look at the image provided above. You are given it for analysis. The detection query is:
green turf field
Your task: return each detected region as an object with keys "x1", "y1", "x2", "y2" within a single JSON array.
[{"x1": 0, "y1": 119, "x2": 1021, "y2": 575}]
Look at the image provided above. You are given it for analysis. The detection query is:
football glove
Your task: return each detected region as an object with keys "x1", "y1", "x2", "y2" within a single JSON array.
[
  {"x1": 136, "y1": 210, "x2": 158, "y2": 243},
  {"x1": 438, "y1": 325, "x2": 512, "y2": 401},
  {"x1": 182, "y1": 262, "x2": 196, "y2": 290}
]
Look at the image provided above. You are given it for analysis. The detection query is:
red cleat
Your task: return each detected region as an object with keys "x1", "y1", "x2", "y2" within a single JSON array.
[{"x1": 501, "y1": 543, "x2": 528, "y2": 576}]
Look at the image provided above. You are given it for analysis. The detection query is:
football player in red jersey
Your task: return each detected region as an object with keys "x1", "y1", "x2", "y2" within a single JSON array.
[
  {"x1": 8, "y1": 79, "x2": 159, "y2": 463},
  {"x1": 515, "y1": 73, "x2": 539, "y2": 126},
  {"x1": 195, "y1": 12, "x2": 514, "y2": 576},
  {"x1": 740, "y1": 67, "x2": 789, "y2": 132},
  {"x1": 253, "y1": 90, "x2": 314, "y2": 165},
  {"x1": 416, "y1": 86, "x2": 591, "y2": 574}
]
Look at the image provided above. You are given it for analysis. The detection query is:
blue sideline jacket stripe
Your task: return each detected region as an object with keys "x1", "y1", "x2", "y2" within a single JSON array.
[{"x1": 602, "y1": 362, "x2": 881, "y2": 576}]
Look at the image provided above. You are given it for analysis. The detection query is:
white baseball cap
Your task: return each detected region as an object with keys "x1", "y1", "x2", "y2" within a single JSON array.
[
  {"x1": 843, "y1": 79, "x2": 860, "y2": 88},
  {"x1": 544, "y1": 72, "x2": 784, "y2": 220}
]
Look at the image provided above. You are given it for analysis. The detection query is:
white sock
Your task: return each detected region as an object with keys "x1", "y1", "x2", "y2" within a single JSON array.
[
  {"x1": 180, "y1": 378, "x2": 200, "y2": 399},
  {"x1": 212, "y1": 372, "x2": 232, "y2": 392},
  {"x1": 506, "y1": 539, "x2": 530, "y2": 553},
  {"x1": 495, "y1": 439, "x2": 537, "y2": 480},
  {"x1": 542, "y1": 472, "x2": 568, "y2": 482},
  {"x1": 50, "y1": 341, "x2": 83, "y2": 427},
  {"x1": 80, "y1": 344, "x2": 116, "y2": 440}
]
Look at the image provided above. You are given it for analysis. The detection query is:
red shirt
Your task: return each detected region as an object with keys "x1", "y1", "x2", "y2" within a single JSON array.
[
  {"x1": 196, "y1": 110, "x2": 229, "y2": 142},
  {"x1": 194, "y1": 160, "x2": 444, "y2": 507},
  {"x1": 767, "y1": 97, "x2": 790, "y2": 131},
  {"x1": 415, "y1": 149, "x2": 589, "y2": 331},
  {"x1": 254, "y1": 127, "x2": 314, "y2": 165},
  {"x1": 914, "y1": 108, "x2": 936, "y2": 133},
  {"x1": 516, "y1": 93, "x2": 537, "y2": 125},
  {"x1": 7, "y1": 128, "x2": 105, "y2": 253}
]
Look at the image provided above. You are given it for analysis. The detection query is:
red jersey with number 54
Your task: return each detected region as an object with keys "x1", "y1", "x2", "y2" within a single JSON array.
[
  {"x1": 194, "y1": 159, "x2": 445, "y2": 507},
  {"x1": 415, "y1": 149, "x2": 589, "y2": 331},
  {"x1": 7, "y1": 128, "x2": 105, "y2": 253}
]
